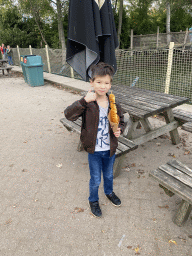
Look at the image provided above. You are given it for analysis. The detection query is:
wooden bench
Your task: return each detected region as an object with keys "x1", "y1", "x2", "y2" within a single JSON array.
[
  {"x1": 60, "y1": 117, "x2": 138, "y2": 178},
  {"x1": 173, "y1": 108, "x2": 192, "y2": 133},
  {"x1": 0, "y1": 67, "x2": 13, "y2": 75},
  {"x1": 149, "y1": 160, "x2": 192, "y2": 226}
]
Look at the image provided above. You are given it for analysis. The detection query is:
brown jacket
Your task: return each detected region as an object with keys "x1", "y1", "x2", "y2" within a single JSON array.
[{"x1": 64, "y1": 95, "x2": 125, "y2": 157}]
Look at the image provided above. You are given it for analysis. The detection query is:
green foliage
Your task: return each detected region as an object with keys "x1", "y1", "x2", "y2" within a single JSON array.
[
  {"x1": 0, "y1": 1, "x2": 68, "y2": 48},
  {"x1": 1, "y1": 0, "x2": 192, "y2": 50},
  {"x1": 171, "y1": 5, "x2": 192, "y2": 32}
]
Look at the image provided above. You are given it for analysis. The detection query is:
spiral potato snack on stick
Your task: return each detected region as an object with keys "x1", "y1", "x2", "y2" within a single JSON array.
[{"x1": 109, "y1": 93, "x2": 119, "y2": 124}]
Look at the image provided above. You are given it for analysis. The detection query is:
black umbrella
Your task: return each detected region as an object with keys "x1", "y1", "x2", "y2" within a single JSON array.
[{"x1": 66, "y1": 0, "x2": 119, "y2": 81}]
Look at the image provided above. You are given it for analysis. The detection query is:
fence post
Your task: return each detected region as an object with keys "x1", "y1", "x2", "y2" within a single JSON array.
[
  {"x1": 70, "y1": 67, "x2": 74, "y2": 78},
  {"x1": 29, "y1": 45, "x2": 33, "y2": 55},
  {"x1": 17, "y1": 45, "x2": 20, "y2": 66},
  {"x1": 45, "y1": 45, "x2": 51, "y2": 73},
  {"x1": 156, "y1": 26, "x2": 159, "y2": 49},
  {"x1": 165, "y1": 42, "x2": 174, "y2": 94},
  {"x1": 130, "y1": 29, "x2": 133, "y2": 56},
  {"x1": 182, "y1": 28, "x2": 188, "y2": 51}
]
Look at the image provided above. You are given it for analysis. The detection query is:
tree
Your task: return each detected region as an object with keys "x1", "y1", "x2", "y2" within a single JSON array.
[
  {"x1": 128, "y1": 0, "x2": 155, "y2": 35},
  {"x1": 0, "y1": 4, "x2": 38, "y2": 47},
  {"x1": 166, "y1": 1, "x2": 171, "y2": 44},
  {"x1": 117, "y1": 0, "x2": 123, "y2": 48},
  {"x1": 18, "y1": 0, "x2": 54, "y2": 47}
]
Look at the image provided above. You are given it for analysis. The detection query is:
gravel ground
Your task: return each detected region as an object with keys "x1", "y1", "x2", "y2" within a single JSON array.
[{"x1": 0, "y1": 75, "x2": 192, "y2": 256}]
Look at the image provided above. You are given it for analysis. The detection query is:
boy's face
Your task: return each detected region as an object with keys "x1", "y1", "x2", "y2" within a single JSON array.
[{"x1": 90, "y1": 75, "x2": 111, "y2": 96}]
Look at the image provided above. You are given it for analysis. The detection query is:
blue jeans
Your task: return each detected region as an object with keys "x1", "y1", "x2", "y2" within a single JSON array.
[
  {"x1": 88, "y1": 150, "x2": 115, "y2": 202},
  {"x1": 8, "y1": 56, "x2": 13, "y2": 65}
]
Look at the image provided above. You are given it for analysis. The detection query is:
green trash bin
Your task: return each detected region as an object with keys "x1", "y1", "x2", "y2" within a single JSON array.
[
  {"x1": 22, "y1": 55, "x2": 44, "y2": 87},
  {"x1": 20, "y1": 55, "x2": 36, "y2": 83}
]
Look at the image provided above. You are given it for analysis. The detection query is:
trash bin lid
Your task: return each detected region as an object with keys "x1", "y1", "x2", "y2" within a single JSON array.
[
  {"x1": 20, "y1": 55, "x2": 36, "y2": 62},
  {"x1": 23, "y1": 55, "x2": 43, "y2": 66}
]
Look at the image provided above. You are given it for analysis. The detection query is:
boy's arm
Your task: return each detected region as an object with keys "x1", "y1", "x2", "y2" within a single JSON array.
[
  {"x1": 116, "y1": 102, "x2": 125, "y2": 135},
  {"x1": 64, "y1": 97, "x2": 88, "y2": 121},
  {"x1": 64, "y1": 89, "x2": 96, "y2": 121}
]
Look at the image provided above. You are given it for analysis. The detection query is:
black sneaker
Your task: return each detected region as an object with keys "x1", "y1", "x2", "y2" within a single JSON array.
[
  {"x1": 106, "y1": 192, "x2": 121, "y2": 207},
  {"x1": 89, "y1": 201, "x2": 102, "y2": 217}
]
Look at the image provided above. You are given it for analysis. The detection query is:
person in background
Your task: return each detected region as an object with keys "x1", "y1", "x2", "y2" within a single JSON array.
[
  {"x1": 0, "y1": 44, "x2": 6, "y2": 59},
  {"x1": 6, "y1": 45, "x2": 14, "y2": 65}
]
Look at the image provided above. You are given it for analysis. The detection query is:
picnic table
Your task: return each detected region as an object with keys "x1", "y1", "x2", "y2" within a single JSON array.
[
  {"x1": 0, "y1": 59, "x2": 12, "y2": 75},
  {"x1": 112, "y1": 85, "x2": 189, "y2": 145}
]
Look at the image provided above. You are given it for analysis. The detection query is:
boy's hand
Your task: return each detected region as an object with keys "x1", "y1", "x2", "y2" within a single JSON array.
[
  {"x1": 84, "y1": 89, "x2": 96, "y2": 103},
  {"x1": 114, "y1": 128, "x2": 121, "y2": 138}
]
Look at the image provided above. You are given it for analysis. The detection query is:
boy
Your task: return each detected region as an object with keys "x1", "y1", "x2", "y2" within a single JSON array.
[{"x1": 64, "y1": 62, "x2": 125, "y2": 217}]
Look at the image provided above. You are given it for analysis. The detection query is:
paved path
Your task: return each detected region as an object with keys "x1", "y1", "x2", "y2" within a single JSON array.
[{"x1": 0, "y1": 69, "x2": 192, "y2": 255}]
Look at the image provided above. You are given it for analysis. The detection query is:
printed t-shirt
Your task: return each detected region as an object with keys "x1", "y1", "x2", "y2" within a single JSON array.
[{"x1": 95, "y1": 104, "x2": 110, "y2": 152}]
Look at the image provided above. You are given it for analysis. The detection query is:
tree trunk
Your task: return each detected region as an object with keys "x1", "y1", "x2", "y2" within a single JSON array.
[
  {"x1": 117, "y1": 0, "x2": 123, "y2": 49},
  {"x1": 56, "y1": 0, "x2": 66, "y2": 65},
  {"x1": 115, "y1": 0, "x2": 118, "y2": 12},
  {"x1": 29, "y1": 0, "x2": 50, "y2": 47},
  {"x1": 34, "y1": 13, "x2": 49, "y2": 47},
  {"x1": 166, "y1": 1, "x2": 171, "y2": 45}
]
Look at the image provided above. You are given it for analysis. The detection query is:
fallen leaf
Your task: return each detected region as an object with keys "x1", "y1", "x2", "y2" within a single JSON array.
[
  {"x1": 135, "y1": 246, "x2": 140, "y2": 253},
  {"x1": 72, "y1": 207, "x2": 84, "y2": 213},
  {"x1": 158, "y1": 205, "x2": 169, "y2": 209},
  {"x1": 138, "y1": 169, "x2": 145, "y2": 174},
  {"x1": 184, "y1": 151, "x2": 190, "y2": 155},
  {"x1": 169, "y1": 239, "x2": 177, "y2": 245},
  {"x1": 131, "y1": 163, "x2": 136, "y2": 167},
  {"x1": 56, "y1": 163, "x2": 62, "y2": 168},
  {"x1": 5, "y1": 219, "x2": 12, "y2": 225},
  {"x1": 178, "y1": 236, "x2": 186, "y2": 242},
  {"x1": 22, "y1": 169, "x2": 28, "y2": 172},
  {"x1": 168, "y1": 153, "x2": 176, "y2": 157},
  {"x1": 127, "y1": 246, "x2": 132, "y2": 249},
  {"x1": 188, "y1": 235, "x2": 192, "y2": 239}
]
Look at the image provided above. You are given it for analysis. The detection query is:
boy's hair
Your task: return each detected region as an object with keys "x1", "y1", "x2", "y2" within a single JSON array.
[{"x1": 90, "y1": 62, "x2": 115, "y2": 82}]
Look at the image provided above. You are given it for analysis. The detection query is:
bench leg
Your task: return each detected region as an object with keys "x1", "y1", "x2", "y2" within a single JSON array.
[
  {"x1": 113, "y1": 154, "x2": 126, "y2": 178},
  {"x1": 164, "y1": 109, "x2": 180, "y2": 145},
  {"x1": 124, "y1": 117, "x2": 139, "y2": 139},
  {"x1": 77, "y1": 140, "x2": 84, "y2": 152},
  {"x1": 172, "y1": 200, "x2": 192, "y2": 226},
  {"x1": 140, "y1": 118, "x2": 153, "y2": 132},
  {"x1": 2, "y1": 69, "x2": 4, "y2": 75},
  {"x1": 159, "y1": 184, "x2": 174, "y2": 197}
]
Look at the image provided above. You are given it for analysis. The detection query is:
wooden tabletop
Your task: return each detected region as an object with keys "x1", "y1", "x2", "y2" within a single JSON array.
[{"x1": 112, "y1": 85, "x2": 189, "y2": 119}]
